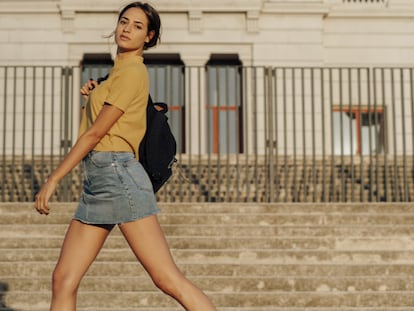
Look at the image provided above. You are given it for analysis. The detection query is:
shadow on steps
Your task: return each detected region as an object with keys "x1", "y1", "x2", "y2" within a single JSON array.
[{"x1": 0, "y1": 282, "x2": 14, "y2": 311}]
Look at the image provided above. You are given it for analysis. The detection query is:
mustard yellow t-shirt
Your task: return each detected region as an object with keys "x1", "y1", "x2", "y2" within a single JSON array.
[{"x1": 78, "y1": 55, "x2": 149, "y2": 159}]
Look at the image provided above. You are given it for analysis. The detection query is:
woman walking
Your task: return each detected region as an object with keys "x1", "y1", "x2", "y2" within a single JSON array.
[{"x1": 34, "y1": 2, "x2": 217, "y2": 310}]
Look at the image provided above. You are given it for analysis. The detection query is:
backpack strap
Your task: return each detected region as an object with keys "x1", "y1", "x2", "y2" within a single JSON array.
[{"x1": 149, "y1": 95, "x2": 168, "y2": 113}]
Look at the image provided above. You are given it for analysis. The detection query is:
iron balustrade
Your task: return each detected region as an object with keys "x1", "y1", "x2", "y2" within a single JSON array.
[{"x1": 1, "y1": 66, "x2": 413, "y2": 202}]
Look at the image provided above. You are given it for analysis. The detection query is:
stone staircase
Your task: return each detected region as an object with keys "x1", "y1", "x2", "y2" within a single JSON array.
[{"x1": 1, "y1": 202, "x2": 414, "y2": 311}]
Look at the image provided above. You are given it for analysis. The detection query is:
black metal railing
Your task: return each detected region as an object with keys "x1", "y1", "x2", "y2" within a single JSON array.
[{"x1": 1, "y1": 66, "x2": 413, "y2": 202}]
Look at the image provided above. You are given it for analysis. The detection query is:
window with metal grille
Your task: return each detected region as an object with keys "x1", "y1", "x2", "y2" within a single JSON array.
[
  {"x1": 332, "y1": 107, "x2": 385, "y2": 155},
  {"x1": 206, "y1": 54, "x2": 243, "y2": 154},
  {"x1": 144, "y1": 53, "x2": 185, "y2": 153},
  {"x1": 81, "y1": 53, "x2": 113, "y2": 87}
]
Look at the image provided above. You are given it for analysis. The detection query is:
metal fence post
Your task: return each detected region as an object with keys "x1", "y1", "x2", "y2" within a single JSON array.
[{"x1": 60, "y1": 66, "x2": 73, "y2": 201}]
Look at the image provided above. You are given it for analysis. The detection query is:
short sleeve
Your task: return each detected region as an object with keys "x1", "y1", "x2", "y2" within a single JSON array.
[{"x1": 104, "y1": 68, "x2": 142, "y2": 112}]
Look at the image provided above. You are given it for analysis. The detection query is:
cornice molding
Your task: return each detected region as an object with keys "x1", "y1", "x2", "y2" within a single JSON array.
[
  {"x1": 59, "y1": 0, "x2": 263, "y2": 13},
  {"x1": 328, "y1": 0, "x2": 414, "y2": 18},
  {"x1": 133, "y1": 0, "x2": 263, "y2": 13},
  {"x1": 1, "y1": 0, "x2": 414, "y2": 19},
  {"x1": 329, "y1": 6, "x2": 414, "y2": 18},
  {"x1": 262, "y1": 3, "x2": 329, "y2": 15},
  {"x1": 0, "y1": 1, "x2": 59, "y2": 13}
]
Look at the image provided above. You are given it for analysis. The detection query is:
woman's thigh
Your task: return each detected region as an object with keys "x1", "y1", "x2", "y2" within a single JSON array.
[
  {"x1": 118, "y1": 215, "x2": 182, "y2": 279},
  {"x1": 53, "y1": 220, "x2": 111, "y2": 285}
]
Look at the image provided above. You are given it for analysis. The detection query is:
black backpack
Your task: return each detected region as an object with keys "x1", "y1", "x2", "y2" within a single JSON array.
[
  {"x1": 138, "y1": 96, "x2": 177, "y2": 193},
  {"x1": 96, "y1": 75, "x2": 177, "y2": 193}
]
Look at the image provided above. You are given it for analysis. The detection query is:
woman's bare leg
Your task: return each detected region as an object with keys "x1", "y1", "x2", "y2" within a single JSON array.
[
  {"x1": 119, "y1": 215, "x2": 216, "y2": 311},
  {"x1": 50, "y1": 220, "x2": 111, "y2": 311}
]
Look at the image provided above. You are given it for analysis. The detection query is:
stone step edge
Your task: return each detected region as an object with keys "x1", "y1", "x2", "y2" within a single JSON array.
[
  {"x1": 2, "y1": 259, "x2": 414, "y2": 266},
  {"x1": 4, "y1": 209, "x2": 414, "y2": 215},
  {"x1": 2, "y1": 248, "x2": 414, "y2": 255},
  {"x1": 2, "y1": 274, "x2": 411, "y2": 282},
  {"x1": 2, "y1": 274, "x2": 411, "y2": 279},
  {"x1": 4, "y1": 235, "x2": 414, "y2": 241},
  {"x1": 4, "y1": 224, "x2": 414, "y2": 233},
  {"x1": 6, "y1": 290, "x2": 414, "y2": 295},
  {"x1": 2, "y1": 309, "x2": 414, "y2": 311},
  {"x1": 4, "y1": 307, "x2": 413, "y2": 311},
  {"x1": 2, "y1": 202, "x2": 414, "y2": 213},
  {"x1": 4, "y1": 223, "x2": 414, "y2": 228}
]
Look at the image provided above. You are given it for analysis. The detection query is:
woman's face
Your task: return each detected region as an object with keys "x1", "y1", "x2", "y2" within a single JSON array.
[{"x1": 115, "y1": 7, "x2": 153, "y2": 55}]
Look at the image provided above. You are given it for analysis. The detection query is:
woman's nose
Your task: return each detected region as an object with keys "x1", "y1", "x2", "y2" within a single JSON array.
[{"x1": 123, "y1": 24, "x2": 131, "y2": 32}]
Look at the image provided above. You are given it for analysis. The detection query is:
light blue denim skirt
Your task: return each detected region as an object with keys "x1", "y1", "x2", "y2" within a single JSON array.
[{"x1": 74, "y1": 151, "x2": 160, "y2": 225}]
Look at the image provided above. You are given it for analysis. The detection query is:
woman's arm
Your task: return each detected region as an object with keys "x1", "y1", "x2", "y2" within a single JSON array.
[{"x1": 34, "y1": 104, "x2": 124, "y2": 215}]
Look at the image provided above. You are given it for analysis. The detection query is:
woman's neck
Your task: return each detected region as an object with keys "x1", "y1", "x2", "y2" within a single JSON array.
[{"x1": 117, "y1": 48, "x2": 143, "y2": 59}]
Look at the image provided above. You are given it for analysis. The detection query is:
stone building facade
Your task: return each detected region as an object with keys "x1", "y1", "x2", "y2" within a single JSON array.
[
  {"x1": 1, "y1": 0, "x2": 414, "y2": 157},
  {"x1": 0, "y1": 0, "x2": 413, "y2": 67}
]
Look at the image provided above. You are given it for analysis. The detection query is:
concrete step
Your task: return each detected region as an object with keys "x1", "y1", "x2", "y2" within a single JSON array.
[
  {"x1": 1, "y1": 202, "x2": 414, "y2": 310},
  {"x1": 1, "y1": 248, "x2": 414, "y2": 265},
  {"x1": 2, "y1": 223, "x2": 414, "y2": 238},
  {"x1": 2, "y1": 211, "x2": 414, "y2": 227},
  {"x1": 2, "y1": 202, "x2": 414, "y2": 215},
  {"x1": 4, "y1": 221, "x2": 414, "y2": 238},
  {"x1": 4, "y1": 291, "x2": 414, "y2": 309},
  {"x1": 3, "y1": 275, "x2": 414, "y2": 292},
  {"x1": 2, "y1": 285, "x2": 414, "y2": 310},
  {"x1": 3, "y1": 235, "x2": 413, "y2": 251},
  {"x1": 2, "y1": 261, "x2": 414, "y2": 278},
  {"x1": 2, "y1": 309, "x2": 414, "y2": 311}
]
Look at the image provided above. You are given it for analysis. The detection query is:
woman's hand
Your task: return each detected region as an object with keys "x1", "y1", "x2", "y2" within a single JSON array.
[
  {"x1": 80, "y1": 79, "x2": 98, "y2": 100},
  {"x1": 35, "y1": 179, "x2": 58, "y2": 215}
]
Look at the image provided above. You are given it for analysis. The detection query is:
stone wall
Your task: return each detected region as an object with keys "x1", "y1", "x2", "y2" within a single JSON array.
[{"x1": 0, "y1": 0, "x2": 413, "y2": 67}]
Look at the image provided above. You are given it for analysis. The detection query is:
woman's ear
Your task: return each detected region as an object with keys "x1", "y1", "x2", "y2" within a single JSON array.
[{"x1": 146, "y1": 30, "x2": 155, "y2": 44}]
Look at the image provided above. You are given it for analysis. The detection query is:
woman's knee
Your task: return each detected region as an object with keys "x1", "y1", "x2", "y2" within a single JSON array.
[
  {"x1": 151, "y1": 271, "x2": 186, "y2": 297},
  {"x1": 51, "y1": 267, "x2": 80, "y2": 295}
]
